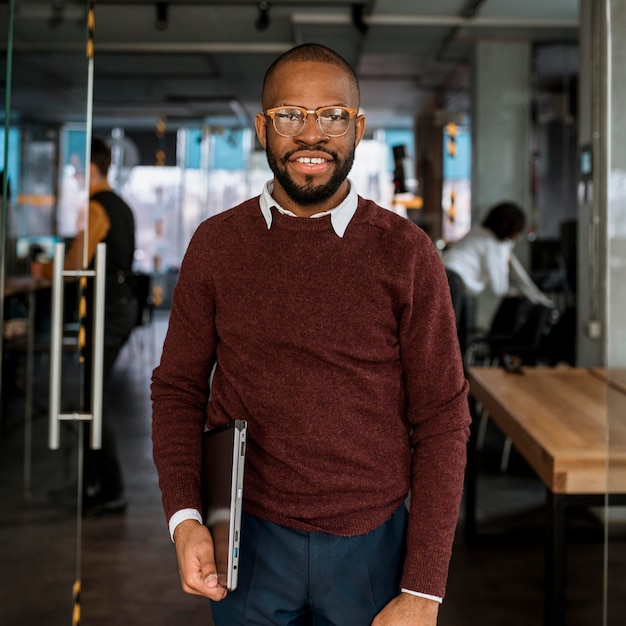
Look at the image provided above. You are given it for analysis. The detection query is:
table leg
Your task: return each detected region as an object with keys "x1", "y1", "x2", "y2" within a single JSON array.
[
  {"x1": 23, "y1": 288, "x2": 35, "y2": 498},
  {"x1": 545, "y1": 490, "x2": 567, "y2": 626}
]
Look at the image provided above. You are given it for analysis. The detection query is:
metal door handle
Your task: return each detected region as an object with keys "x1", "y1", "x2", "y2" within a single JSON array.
[{"x1": 49, "y1": 242, "x2": 106, "y2": 450}]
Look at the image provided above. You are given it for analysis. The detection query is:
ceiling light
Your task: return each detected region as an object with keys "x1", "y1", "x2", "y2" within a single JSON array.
[
  {"x1": 47, "y1": 0, "x2": 65, "y2": 29},
  {"x1": 351, "y1": 3, "x2": 368, "y2": 34},
  {"x1": 255, "y1": 2, "x2": 270, "y2": 32},
  {"x1": 155, "y1": 2, "x2": 169, "y2": 31}
]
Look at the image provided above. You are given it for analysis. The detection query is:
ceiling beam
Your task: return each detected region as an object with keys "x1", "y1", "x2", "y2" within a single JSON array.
[
  {"x1": 292, "y1": 13, "x2": 578, "y2": 29},
  {"x1": 11, "y1": 5, "x2": 579, "y2": 30},
  {"x1": 2, "y1": 42, "x2": 293, "y2": 53}
]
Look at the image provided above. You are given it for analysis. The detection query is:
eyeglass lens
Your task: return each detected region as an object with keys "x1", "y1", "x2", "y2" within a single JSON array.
[{"x1": 273, "y1": 108, "x2": 352, "y2": 137}]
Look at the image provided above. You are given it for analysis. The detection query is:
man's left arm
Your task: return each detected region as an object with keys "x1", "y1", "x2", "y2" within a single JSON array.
[{"x1": 392, "y1": 234, "x2": 472, "y2": 609}]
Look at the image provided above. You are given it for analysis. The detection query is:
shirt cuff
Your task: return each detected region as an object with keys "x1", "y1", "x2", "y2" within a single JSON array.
[
  {"x1": 169, "y1": 508, "x2": 203, "y2": 542},
  {"x1": 401, "y1": 588, "x2": 443, "y2": 604}
]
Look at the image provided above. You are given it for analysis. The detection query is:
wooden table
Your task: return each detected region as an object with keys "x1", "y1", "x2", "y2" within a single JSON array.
[
  {"x1": 3, "y1": 276, "x2": 53, "y2": 496},
  {"x1": 466, "y1": 366, "x2": 626, "y2": 626},
  {"x1": 4, "y1": 275, "x2": 51, "y2": 297},
  {"x1": 588, "y1": 367, "x2": 626, "y2": 396}
]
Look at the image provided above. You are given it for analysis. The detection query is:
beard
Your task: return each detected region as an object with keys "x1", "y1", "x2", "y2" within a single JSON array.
[{"x1": 265, "y1": 139, "x2": 356, "y2": 206}]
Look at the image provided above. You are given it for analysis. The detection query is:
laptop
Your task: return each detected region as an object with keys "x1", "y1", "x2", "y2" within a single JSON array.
[{"x1": 201, "y1": 419, "x2": 248, "y2": 591}]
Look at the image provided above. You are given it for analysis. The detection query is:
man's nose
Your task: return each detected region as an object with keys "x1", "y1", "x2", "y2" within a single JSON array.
[{"x1": 297, "y1": 113, "x2": 327, "y2": 141}]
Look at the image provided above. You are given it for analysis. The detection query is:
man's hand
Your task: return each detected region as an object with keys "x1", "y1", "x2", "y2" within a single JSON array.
[
  {"x1": 372, "y1": 592, "x2": 439, "y2": 626},
  {"x1": 172, "y1": 519, "x2": 228, "y2": 601}
]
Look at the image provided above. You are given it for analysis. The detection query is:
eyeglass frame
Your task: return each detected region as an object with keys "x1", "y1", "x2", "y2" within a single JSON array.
[{"x1": 264, "y1": 105, "x2": 360, "y2": 137}]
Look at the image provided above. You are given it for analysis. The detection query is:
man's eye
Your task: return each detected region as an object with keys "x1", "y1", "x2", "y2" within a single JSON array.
[
  {"x1": 278, "y1": 111, "x2": 301, "y2": 121},
  {"x1": 321, "y1": 110, "x2": 347, "y2": 122}
]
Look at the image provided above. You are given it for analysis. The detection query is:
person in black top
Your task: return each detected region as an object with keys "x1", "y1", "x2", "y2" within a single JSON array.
[{"x1": 33, "y1": 138, "x2": 138, "y2": 516}]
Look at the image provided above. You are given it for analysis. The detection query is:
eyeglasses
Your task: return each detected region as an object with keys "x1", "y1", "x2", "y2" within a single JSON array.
[{"x1": 264, "y1": 105, "x2": 359, "y2": 137}]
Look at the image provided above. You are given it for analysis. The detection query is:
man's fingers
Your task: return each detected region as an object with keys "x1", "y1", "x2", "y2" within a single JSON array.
[{"x1": 175, "y1": 522, "x2": 228, "y2": 600}]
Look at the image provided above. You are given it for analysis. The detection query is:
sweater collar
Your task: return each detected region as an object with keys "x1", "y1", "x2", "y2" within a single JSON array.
[{"x1": 259, "y1": 179, "x2": 358, "y2": 238}]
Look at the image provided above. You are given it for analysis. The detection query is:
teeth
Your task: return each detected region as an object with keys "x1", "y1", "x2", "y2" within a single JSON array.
[{"x1": 296, "y1": 157, "x2": 325, "y2": 164}]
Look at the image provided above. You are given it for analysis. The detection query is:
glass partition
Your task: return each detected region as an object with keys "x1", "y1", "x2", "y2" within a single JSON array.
[
  {"x1": 606, "y1": 1, "x2": 626, "y2": 623},
  {"x1": 3, "y1": 1, "x2": 624, "y2": 625},
  {"x1": 1, "y1": 2, "x2": 93, "y2": 624}
]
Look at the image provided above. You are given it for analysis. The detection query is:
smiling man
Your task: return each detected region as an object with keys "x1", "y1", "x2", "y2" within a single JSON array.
[
  {"x1": 152, "y1": 43, "x2": 471, "y2": 626},
  {"x1": 258, "y1": 50, "x2": 363, "y2": 213}
]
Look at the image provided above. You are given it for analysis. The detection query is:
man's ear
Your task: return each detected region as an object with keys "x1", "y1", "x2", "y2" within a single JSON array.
[
  {"x1": 354, "y1": 114, "x2": 366, "y2": 147},
  {"x1": 255, "y1": 113, "x2": 268, "y2": 149}
]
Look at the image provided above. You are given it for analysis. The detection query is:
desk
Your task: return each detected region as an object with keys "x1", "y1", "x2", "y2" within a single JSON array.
[
  {"x1": 3, "y1": 276, "x2": 52, "y2": 496},
  {"x1": 4, "y1": 276, "x2": 51, "y2": 297},
  {"x1": 588, "y1": 367, "x2": 626, "y2": 396},
  {"x1": 466, "y1": 366, "x2": 626, "y2": 626}
]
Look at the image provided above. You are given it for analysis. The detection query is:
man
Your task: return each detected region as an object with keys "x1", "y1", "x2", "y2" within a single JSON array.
[
  {"x1": 151, "y1": 43, "x2": 471, "y2": 625},
  {"x1": 33, "y1": 137, "x2": 137, "y2": 516}
]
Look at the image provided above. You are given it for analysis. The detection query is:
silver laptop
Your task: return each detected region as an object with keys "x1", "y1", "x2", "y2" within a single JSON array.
[{"x1": 202, "y1": 419, "x2": 247, "y2": 591}]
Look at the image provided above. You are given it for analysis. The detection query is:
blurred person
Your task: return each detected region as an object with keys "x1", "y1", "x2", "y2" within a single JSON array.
[
  {"x1": 32, "y1": 137, "x2": 137, "y2": 516},
  {"x1": 151, "y1": 43, "x2": 471, "y2": 626},
  {"x1": 442, "y1": 201, "x2": 553, "y2": 352}
]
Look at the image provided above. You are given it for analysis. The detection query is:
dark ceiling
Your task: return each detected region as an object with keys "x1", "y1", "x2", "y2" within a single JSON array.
[{"x1": 1, "y1": 0, "x2": 579, "y2": 132}]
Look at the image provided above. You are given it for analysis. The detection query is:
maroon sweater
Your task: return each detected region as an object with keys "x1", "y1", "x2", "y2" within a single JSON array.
[{"x1": 151, "y1": 196, "x2": 471, "y2": 597}]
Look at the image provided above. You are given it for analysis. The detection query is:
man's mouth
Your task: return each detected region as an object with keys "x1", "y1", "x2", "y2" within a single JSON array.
[{"x1": 295, "y1": 156, "x2": 327, "y2": 165}]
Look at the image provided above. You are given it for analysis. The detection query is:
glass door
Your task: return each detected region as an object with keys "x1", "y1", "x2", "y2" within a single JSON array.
[
  {"x1": 1, "y1": 2, "x2": 97, "y2": 624},
  {"x1": 605, "y1": 1, "x2": 626, "y2": 624}
]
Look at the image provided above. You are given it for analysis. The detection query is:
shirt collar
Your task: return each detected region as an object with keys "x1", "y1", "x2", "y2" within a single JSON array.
[{"x1": 259, "y1": 179, "x2": 358, "y2": 237}]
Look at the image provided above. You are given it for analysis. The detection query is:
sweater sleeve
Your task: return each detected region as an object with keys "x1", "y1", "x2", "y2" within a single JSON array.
[
  {"x1": 509, "y1": 253, "x2": 554, "y2": 306},
  {"x1": 399, "y1": 230, "x2": 471, "y2": 598},
  {"x1": 151, "y1": 223, "x2": 218, "y2": 524}
]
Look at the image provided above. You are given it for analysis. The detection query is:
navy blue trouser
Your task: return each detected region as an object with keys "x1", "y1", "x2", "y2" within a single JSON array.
[{"x1": 211, "y1": 505, "x2": 408, "y2": 626}]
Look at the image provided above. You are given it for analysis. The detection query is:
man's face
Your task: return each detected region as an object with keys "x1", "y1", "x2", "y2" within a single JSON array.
[
  {"x1": 264, "y1": 132, "x2": 356, "y2": 208},
  {"x1": 255, "y1": 61, "x2": 366, "y2": 216}
]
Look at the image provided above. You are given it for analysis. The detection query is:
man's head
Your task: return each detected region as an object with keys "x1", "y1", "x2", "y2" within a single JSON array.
[
  {"x1": 482, "y1": 202, "x2": 526, "y2": 241},
  {"x1": 255, "y1": 43, "x2": 366, "y2": 217},
  {"x1": 261, "y1": 43, "x2": 360, "y2": 111},
  {"x1": 91, "y1": 137, "x2": 112, "y2": 178}
]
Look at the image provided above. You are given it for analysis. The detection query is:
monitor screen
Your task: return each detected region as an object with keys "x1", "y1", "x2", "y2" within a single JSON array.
[
  {"x1": 15, "y1": 235, "x2": 62, "y2": 261},
  {"x1": 580, "y1": 145, "x2": 592, "y2": 177}
]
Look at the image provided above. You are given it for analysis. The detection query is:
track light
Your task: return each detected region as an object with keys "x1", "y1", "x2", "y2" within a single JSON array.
[
  {"x1": 255, "y1": 2, "x2": 270, "y2": 32},
  {"x1": 351, "y1": 3, "x2": 368, "y2": 34},
  {"x1": 47, "y1": 0, "x2": 65, "y2": 29},
  {"x1": 155, "y1": 2, "x2": 169, "y2": 31}
]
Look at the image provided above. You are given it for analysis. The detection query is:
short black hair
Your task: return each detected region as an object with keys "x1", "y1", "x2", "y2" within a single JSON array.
[
  {"x1": 481, "y1": 202, "x2": 526, "y2": 240},
  {"x1": 262, "y1": 43, "x2": 360, "y2": 107},
  {"x1": 91, "y1": 137, "x2": 112, "y2": 176}
]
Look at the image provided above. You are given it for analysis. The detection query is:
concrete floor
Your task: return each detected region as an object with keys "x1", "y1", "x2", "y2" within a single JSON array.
[{"x1": 1, "y1": 309, "x2": 624, "y2": 626}]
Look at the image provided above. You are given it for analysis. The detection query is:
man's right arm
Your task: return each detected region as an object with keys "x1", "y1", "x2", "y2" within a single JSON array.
[{"x1": 151, "y1": 220, "x2": 223, "y2": 595}]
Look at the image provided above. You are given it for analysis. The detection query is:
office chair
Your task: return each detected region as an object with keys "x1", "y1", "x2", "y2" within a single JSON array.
[
  {"x1": 466, "y1": 299, "x2": 555, "y2": 471},
  {"x1": 127, "y1": 273, "x2": 156, "y2": 365},
  {"x1": 464, "y1": 296, "x2": 533, "y2": 367}
]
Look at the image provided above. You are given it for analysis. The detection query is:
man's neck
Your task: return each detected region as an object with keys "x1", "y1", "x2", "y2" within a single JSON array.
[
  {"x1": 271, "y1": 180, "x2": 350, "y2": 218},
  {"x1": 89, "y1": 174, "x2": 109, "y2": 193}
]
